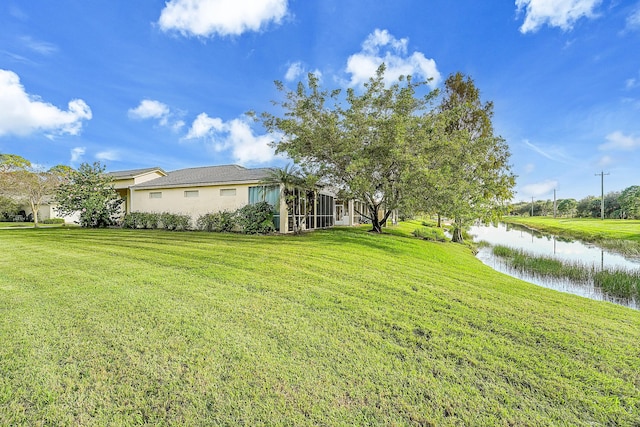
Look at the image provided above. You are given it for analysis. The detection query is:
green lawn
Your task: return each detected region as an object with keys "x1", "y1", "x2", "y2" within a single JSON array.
[
  {"x1": 503, "y1": 216, "x2": 640, "y2": 242},
  {"x1": 1, "y1": 225, "x2": 638, "y2": 425}
]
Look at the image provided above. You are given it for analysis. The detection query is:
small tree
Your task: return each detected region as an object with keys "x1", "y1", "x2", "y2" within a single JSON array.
[
  {"x1": 54, "y1": 162, "x2": 123, "y2": 227},
  {"x1": 0, "y1": 154, "x2": 67, "y2": 227}
]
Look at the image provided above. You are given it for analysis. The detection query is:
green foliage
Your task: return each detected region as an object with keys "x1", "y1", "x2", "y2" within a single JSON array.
[
  {"x1": 159, "y1": 212, "x2": 191, "y2": 231},
  {"x1": 594, "y1": 268, "x2": 640, "y2": 298},
  {"x1": 196, "y1": 211, "x2": 237, "y2": 232},
  {"x1": 0, "y1": 153, "x2": 31, "y2": 173},
  {"x1": 0, "y1": 196, "x2": 20, "y2": 221},
  {"x1": 235, "y1": 201, "x2": 275, "y2": 234},
  {"x1": 412, "y1": 226, "x2": 446, "y2": 241},
  {"x1": 261, "y1": 165, "x2": 307, "y2": 233},
  {"x1": 54, "y1": 162, "x2": 123, "y2": 228},
  {"x1": 0, "y1": 154, "x2": 69, "y2": 227},
  {"x1": 493, "y1": 243, "x2": 639, "y2": 299},
  {"x1": 619, "y1": 185, "x2": 640, "y2": 219},
  {"x1": 492, "y1": 245, "x2": 592, "y2": 281},
  {"x1": 422, "y1": 73, "x2": 515, "y2": 242},
  {"x1": 261, "y1": 65, "x2": 437, "y2": 233},
  {"x1": 121, "y1": 212, "x2": 160, "y2": 229}
]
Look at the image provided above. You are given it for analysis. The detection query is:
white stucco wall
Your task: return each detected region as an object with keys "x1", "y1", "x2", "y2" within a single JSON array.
[{"x1": 130, "y1": 184, "x2": 253, "y2": 221}]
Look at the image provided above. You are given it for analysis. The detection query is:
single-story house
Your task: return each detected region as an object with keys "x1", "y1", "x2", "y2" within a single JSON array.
[{"x1": 110, "y1": 164, "x2": 365, "y2": 233}]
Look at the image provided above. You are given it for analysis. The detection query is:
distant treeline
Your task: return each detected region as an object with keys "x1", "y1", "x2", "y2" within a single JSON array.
[{"x1": 510, "y1": 185, "x2": 640, "y2": 219}]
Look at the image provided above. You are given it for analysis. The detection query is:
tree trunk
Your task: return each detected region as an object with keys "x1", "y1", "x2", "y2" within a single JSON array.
[
  {"x1": 370, "y1": 216, "x2": 383, "y2": 233},
  {"x1": 30, "y1": 201, "x2": 39, "y2": 228},
  {"x1": 451, "y1": 218, "x2": 464, "y2": 243},
  {"x1": 369, "y1": 205, "x2": 383, "y2": 233},
  {"x1": 437, "y1": 213, "x2": 441, "y2": 228}
]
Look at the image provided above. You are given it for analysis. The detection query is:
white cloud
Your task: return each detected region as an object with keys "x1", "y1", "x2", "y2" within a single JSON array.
[
  {"x1": 515, "y1": 0, "x2": 602, "y2": 33},
  {"x1": 96, "y1": 150, "x2": 120, "y2": 161},
  {"x1": 20, "y1": 36, "x2": 58, "y2": 55},
  {"x1": 184, "y1": 113, "x2": 278, "y2": 164},
  {"x1": 597, "y1": 155, "x2": 614, "y2": 167},
  {"x1": 626, "y1": 6, "x2": 640, "y2": 31},
  {"x1": 128, "y1": 99, "x2": 184, "y2": 131},
  {"x1": 70, "y1": 147, "x2": 85, "y2": 163},
  {"x1": 129, "y1": 99, "x2": 169, "y2": 121},
  {"x1": 0, "y1": 69, "x2": 92, "y2": 137},
  {"x1": 524, "y1": 163, "x2": 535, "y2": 173},
  {"x1": 285, "y1": 62, "x2": 304, "y2": 82},
  {"x1": 520, "y1": 179, "x2": 558, "y2": 198},
  {"x1": 284, "y1": 61, "x2": 322, "y2": 83},
  {"x1": 345, "y1": 29, "x2": 441, "y2": 88},
  {"x1": 523, "y1": 139, "x2": 575, "y2": 164},
  {"x1": 598, "y1": 131, "x2": 640, "y2": 151},
  {"x1": 158, "y1": 0, "x2": 288, "y2": 37},
  {"x1": 626, "y1": 78, "x2": 638, "y2": 89}
]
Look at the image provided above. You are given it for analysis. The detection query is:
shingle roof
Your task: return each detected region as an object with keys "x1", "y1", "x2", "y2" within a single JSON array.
[
  {"x1": 131, "y1": 165, "x2": 274, "y2": 189},
  {"x1": 107, "y1": 167, "x2": 166, "y2": 180}
]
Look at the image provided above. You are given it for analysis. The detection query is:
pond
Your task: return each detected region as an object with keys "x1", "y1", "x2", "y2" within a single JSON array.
[{"x1": 469, "y1": 222, "x2": 640, "y2": 310}]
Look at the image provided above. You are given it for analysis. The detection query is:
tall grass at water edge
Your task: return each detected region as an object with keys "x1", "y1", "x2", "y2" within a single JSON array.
[{"x1": 492, "y1": 245, "x2": 640, "y2": 299}]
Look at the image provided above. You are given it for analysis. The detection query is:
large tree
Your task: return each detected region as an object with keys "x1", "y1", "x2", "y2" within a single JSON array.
[
  {"x1": 54, "y1": 162, "x2": 123, "y2": 228},
  {"x1": 259, "y1": 65, "x2": 436, "y2": 233},
  {"x1": 423, "y1": 73, "x2": 515, "y2": 242},
  {"x1": 619, "y1": 185, "x2": 640, "y2": 219},
  {"x1": 0, "y1": 154, "x2": 68, "y2": 227}
]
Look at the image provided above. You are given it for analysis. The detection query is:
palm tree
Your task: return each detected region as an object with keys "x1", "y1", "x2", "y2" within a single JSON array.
[{"x1": 262, "y1": 164, "x2": 304, "y2": 233}]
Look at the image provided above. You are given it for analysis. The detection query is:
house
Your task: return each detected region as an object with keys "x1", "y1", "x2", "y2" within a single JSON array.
[
  {"x1": 30, "y1": 164, "x2": 369, "y2": 231},
  {"x1": 111, "y1": 164, "x2": 348, "y2": 233}
]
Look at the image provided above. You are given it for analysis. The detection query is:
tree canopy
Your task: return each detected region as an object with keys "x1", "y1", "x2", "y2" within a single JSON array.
[
  {"x1": 0, "y1": 154, "x2": 68, "y2": 226},
  {"x1": 260, "y1": 66, "x2": 515, "y2": 236},
  {"x1": 54, "y1": 162, "x2": 123, "y2": 228},
  {"x1": 422, "y1": 73, "x2": 515, "y2": 241},
  {"x1": 260, "y1": 65, "x2": 437, "y2": 232}
]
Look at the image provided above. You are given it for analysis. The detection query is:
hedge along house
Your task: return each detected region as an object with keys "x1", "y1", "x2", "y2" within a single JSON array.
[{"x1": 113, "y1": 164, "x2": 340, "y2": 233}]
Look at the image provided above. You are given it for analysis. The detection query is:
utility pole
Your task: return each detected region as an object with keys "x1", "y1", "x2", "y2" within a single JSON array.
[
  {"x1": 595, "y1": 171, "x2": 609, "y2": 220},
  {"x1": 531, "y1": 196, "x2": 534, "y2": 217},
  {"x1": 553, "y1": 189, "x2": 557, "y2": 218}
]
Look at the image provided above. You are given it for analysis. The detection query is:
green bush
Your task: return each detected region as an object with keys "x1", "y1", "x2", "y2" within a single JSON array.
[
  {"x1": 159, "y1": 212, "x2": 191, "y2": 231},
  {"x1": 412, "y1": 227, "x2": 446, "y2": 242},
  {"x1": 122, "y1": 212, "x2": 159, "y2": 229},
  {"x1": 236, "y1": 202, "x2": 275, "y2": 234},
  {"x1": 196, "y1": 211, "x2": 236, "y2": 232}
]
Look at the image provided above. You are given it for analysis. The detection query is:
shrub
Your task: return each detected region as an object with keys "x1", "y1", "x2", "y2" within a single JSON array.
[
  {"x1": 236, "y1": 202, "x2": 275, "y2": 234},
  {"x1": 196, "y1": 211, "x2": 236, "y2": 232},
  {"x1": 122, "y1": 212, "x2": 161, "y2": 229},
  {"x1": 412, "y1": 227, "x2": 446, "y2": 242},
  {"x1": 159, "y1": 212, "x2": 191, "y2": 231}
]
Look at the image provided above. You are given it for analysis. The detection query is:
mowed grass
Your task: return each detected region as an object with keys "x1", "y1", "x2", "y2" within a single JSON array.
[
  {"x1": 1, "y1": 226, "x2": 639, "y2": 426},
  {"x1": 503, "y1": 216, "x2": 640, "y2": 246}
]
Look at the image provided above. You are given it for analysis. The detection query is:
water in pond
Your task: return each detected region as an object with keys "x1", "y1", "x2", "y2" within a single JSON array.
[{"x1": 469, "y1": 222, "x2": 639, "y2": 310}]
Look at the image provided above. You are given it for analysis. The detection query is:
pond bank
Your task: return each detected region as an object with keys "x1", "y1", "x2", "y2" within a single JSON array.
[{"x1": 470, "y1": 222, "x2": 640, "y2": 310}]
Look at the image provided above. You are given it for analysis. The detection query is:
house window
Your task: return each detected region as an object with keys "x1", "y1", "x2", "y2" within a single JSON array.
[
  {"x1": 149, "y1": 192, "x2": 162, "y2": 199},
  {"x1": 220, "y1": 188, "x2": 236, "y2": 196},
  {"x1": 184, "y1": 190, "x2": 199, "y2": 198}
]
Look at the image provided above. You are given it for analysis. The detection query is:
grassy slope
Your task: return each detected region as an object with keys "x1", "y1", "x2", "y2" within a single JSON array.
[
  {"x1": 503, "y1": 216, "x2": 640, "y2": 243},
  {"x1": 0, "y1": 226, "x2": 638, "y2": 426}
]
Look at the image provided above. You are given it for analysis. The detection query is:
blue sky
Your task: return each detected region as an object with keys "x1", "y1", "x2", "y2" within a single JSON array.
[{"x1": 1, "y1": 0, "x2": 639, "y2": 201}]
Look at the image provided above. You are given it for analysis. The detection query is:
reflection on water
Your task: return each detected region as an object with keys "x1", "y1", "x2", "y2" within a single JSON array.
[{"x1": 470, "y1": 223, "x2": 639, "y2": 310}]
